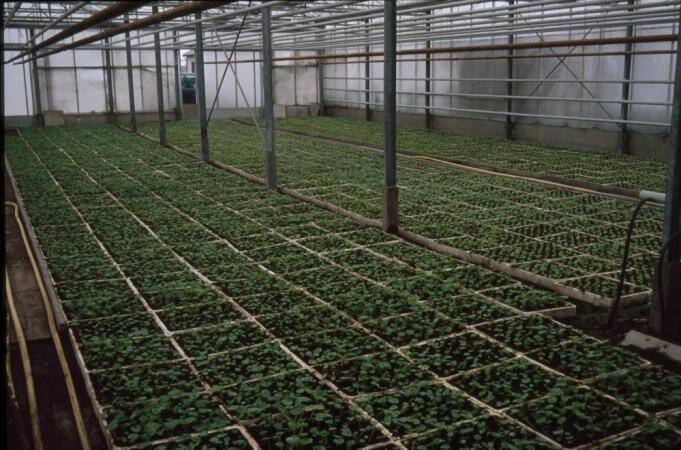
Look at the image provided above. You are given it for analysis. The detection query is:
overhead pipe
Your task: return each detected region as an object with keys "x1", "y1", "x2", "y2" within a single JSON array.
[
  {"x1": 182, "y1": 0, "x2": 677, "y2": 52},
  {"x1": 640, "y1": 190, "x2": 666, "y2": 204},
  {"x1": 150, "y1": 0, "x2": 479, "y2": 50},
  {"x1": 225, "y1": 33, "x2": 679, "y2": 64},
  {"x1": 325, "y1": 76, "x2": 674, "y2": 84},
  {"x1": 7, "y1": 2, "x2": 142, "y2": 64},
  {"x1": 317, "y1": 49, "x2": 675, "y2": 65},
  {"x1": 17, "y1": 1, "x2": 231, "y2": 64},
  {"x1": 188, "y1": 33, "x2": 678, "y2": 64},
  {"x1": 107, "y1": 0, "x2": 287, "y2": 47},
  {"x1": 3, "y1": 1, "x2": 23, "y2": 27}
]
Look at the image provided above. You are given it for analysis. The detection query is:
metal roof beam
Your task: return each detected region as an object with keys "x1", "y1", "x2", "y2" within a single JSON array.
[
  {"x1": 8, "y1": 2, "x2": 143, "y2": 63},
  {"x1": 16, "y1": 1, "x2": 233, "y2": 64}
]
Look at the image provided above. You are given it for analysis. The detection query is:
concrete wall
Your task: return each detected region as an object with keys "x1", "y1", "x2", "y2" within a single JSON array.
[
  {"x1": 181, "y1": 104, "x2": 262, "y2": 121},
  {"x1": 4, "y1": 111, "x2": 176, "y2": 128}
]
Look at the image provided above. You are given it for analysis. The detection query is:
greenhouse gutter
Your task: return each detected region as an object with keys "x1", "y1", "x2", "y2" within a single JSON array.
[{"x1": 131, "y1": 127, "x2": 649, "y2": 310}]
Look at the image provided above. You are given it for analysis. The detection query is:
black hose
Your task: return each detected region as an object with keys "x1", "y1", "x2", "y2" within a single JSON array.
[{"x1": 606, "y1": 198, "x2": 650, "y2": 328}]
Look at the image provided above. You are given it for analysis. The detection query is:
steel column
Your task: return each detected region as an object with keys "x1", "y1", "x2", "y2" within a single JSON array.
[
  {"x1": 505, "y1": 0, "x2": 515, "y2": 140},
  {"x1": 262, "y1": 6, "x2": 277, "y2": 189},
  {"x1": 28, "y1": 28, "x2": 44, "y2": 128},
  {"x1": 104, "y1": 37, "x2": 115, "y2": 124},
  {"x1": 619, "y1": 0, "x2": 635, "y2": 154},
  {"x1": 424, "y1": 9, "x2": 432, "y2": 130},
  {"x1": 195, "y1": 11, "x2": 210, "y2": 162},
  {"x1": 651, "y1": 26, "x2": 681, "y2": 341},
  {"x1": 124, "y1": 15, "x2": 137, "y2": 133},
  {"x1": 365, "y1": 18, "x2": 372, "y2": 122},
  {"x1": 173, "y1": 30, "x2": 183, "y2": 121},
  {"x1": 318, "y1": 49, "x2": 325, "y2": 116},
  {"x1": 153, "y1": 6, "x2": 166, "y2": 145},
  {"x1": 383, "y1": 0, "x2": 398, "y2": 233}
]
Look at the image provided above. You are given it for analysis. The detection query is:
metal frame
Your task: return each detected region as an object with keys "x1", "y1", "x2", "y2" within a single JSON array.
[
  {"x1": 364, "y1": 17, "x2": 372, "y2": 122},
  {"x1": 424, "y1": 9, "x2": 432, "y2": 130},
  {"x1": 103, "y1": 36, "x2": 115, "y2": 124},
  {"x1": 173, "y1": 30, "x2": 183, "y2": 122},
  {"x1": 262, "y1": 6, "x2": 277, "y2": 189},
  {"x1": 619, "y1": 0, "x2": 636, "y2": 154},
  {"x1": 196, "y1": 11, "x2": 210, "y2": 162},
  {"x1": 383, "y1": 0, "x2": 398, "y2": 233},
  {"x1": 153, "y1": 5, "x2": 166, "y2": 145},
  {"x1": 124, "y1": 13, "x2": 137, "y2": 133},
  {"x1": 27, "y1": 28, "x2": 43, "y2": 127},
  {"x1": 505, "y1": 0, "x2": 514, "y2": 140}
]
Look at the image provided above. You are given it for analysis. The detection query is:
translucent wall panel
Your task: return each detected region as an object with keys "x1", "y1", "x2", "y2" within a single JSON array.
[
  {"x1": 318, "y1": 2, "x2": 676, "y2": 134},
  {"x1": 3, "y1": 29, "x2": 33, "y2": 116}
]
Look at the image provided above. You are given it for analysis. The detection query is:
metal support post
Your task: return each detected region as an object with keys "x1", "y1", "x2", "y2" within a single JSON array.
[
  {"x1": 424, "y1": 9, "x2": 432, "y2": 130},
  {"x1": 173, "y1": 30, "x2": 183, "y2": 121},
  {"x1": 124, "y1": 14, "x2": 137, "y2": 133},
  {"x1": 651, "y1": 28, "x2": 681, "y2": 342},
  {"x1": 505, "y1": 0, "x2": 514, "y2": 140},
  {"x1": 195, "y1": 11, "x2": 209, "y2": 161},
  {"x1": 104, "y1": 36, "x2": 115, "y2": 124},
  {"x1": 383, "y1": 0, "x2": 398, "y2": 233},
  {"x1": 262, "y1": 6, "x2": 277, "y2": 189},
  {"x1": 318, "y1": 49, "x2": 325, "y2": 116},
  {"x1": 153, "y1": 5, "x2": 166, "y2": 145},
  {"x1": 619, "y1": 0, "x2": 635, "y2": 154},
  {"x1": 28, "y1": 28, "x2": 44, "y2": 127},
  {"x1": 364, "y1": 18, "x2": 372, "y2": 122}
]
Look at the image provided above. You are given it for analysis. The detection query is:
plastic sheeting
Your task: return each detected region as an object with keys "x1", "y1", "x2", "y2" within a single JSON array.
[
  {"x1": 4, "y1": 27, "x2": 177, "y2": 116},
  {"x1": 323, "y1": 5, "x2": 678, "y2": 134}
]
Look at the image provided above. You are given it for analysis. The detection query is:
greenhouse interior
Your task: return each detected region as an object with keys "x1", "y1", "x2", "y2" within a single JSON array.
[{"x1": 3, "y1": 0, "x2": 681, "y2": 449}]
